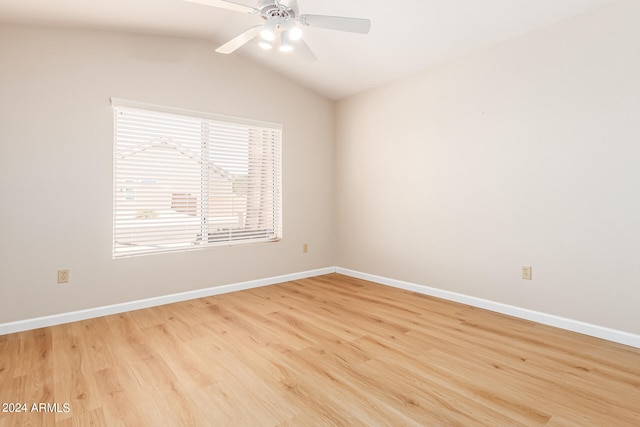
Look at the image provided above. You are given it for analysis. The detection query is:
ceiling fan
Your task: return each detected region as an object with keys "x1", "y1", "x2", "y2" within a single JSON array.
[{"x1": 184, "y1": 0, "x2": 371, "y2": 62}]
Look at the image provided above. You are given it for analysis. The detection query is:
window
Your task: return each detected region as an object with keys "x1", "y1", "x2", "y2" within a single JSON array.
[{"x1": 112, "y1": 99, "x2": 282, "y2": 257}]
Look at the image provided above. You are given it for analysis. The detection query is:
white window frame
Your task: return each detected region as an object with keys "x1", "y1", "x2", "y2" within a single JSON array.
[{"x1": 112, "y1": 98, "x2": 282, "y2": 258}]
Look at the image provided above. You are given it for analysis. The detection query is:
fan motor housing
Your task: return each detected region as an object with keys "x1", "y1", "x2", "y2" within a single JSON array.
[{"x1": 257, "y1": 0, "x2": 299, "y2": 19}]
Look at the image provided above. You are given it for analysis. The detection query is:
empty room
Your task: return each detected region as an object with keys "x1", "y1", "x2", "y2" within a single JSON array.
[{"x1": 1, "y1": 0, "x2": 639, "y2": 425}]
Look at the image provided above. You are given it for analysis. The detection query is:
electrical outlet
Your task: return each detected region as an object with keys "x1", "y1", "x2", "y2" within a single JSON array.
[
  {"x1": 303, "y1": 243, "x2": 308, "y2": 253},
  {"x1": 522, "y1": 266, "x2": 532, "y2": 280},
  {"x1": 58, "y1": 269, "x2": 69, "y2": 284}
]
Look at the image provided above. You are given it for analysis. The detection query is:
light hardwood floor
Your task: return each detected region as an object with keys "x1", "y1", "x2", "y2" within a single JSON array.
[{"x1": 1, "y1": 273, "x2": 639, "y2": 426}]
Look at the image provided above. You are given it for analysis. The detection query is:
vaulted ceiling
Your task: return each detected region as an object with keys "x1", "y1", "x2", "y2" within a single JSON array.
[{"x1": 0, "y1": 0, "x2": 619, "y2": 100}]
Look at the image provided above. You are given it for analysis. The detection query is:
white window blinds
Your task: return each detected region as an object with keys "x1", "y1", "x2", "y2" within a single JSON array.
[{"x1": 112, "y1": 99, "x2": 282, "y2": 257}]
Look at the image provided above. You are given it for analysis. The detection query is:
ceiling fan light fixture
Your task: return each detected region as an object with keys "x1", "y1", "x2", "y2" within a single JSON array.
[
  {"x1": 289, "y1": 27, "x2": 303, "y2": 41},
  {"x1": 258, "y1": 40, "x2": 273, "y2": 50},
  {"x1": 260, "y1": 16, "x2": 281, "y2": 42},
  {"x1": 285, "y1": 19, "x2": 302, "y2": 41},
  {"x1": 279, "y1": 31, "x2": 294, "y2": 52}
]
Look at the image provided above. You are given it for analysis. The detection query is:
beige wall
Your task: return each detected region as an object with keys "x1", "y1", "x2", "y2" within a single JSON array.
[
  {"x1": 0, "y1": 24, "x2": 334, "y2": 323},
  {"x1": 335, "y1": 0, "x2": 640, "y2": 335}
]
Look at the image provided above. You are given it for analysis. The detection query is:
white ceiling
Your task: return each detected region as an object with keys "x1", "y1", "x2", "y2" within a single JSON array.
[{"x1": 0, "y1": 0, "x2": 619, "y2": 100}]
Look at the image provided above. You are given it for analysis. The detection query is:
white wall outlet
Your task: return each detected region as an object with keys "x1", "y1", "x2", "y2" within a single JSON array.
[
  {"x1": 58, "y1": 269, "x2": 69, "y2": 284},
  {"x1": 522, "y1": 265, "x2": 532, "y2": 280}
]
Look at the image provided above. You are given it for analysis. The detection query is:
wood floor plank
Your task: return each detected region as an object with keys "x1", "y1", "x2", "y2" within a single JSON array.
[
  {"x1": 1, "y1": 273, "x2": 639, "y2": 426},
  {"x1": 347, "y1": 333, "x2": 530, "y2": 426}
]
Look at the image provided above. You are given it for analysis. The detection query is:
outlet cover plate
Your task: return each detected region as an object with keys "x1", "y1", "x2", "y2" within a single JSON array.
[{"x1": 58, "y1": 269, "x2": 69, "y2": 284}]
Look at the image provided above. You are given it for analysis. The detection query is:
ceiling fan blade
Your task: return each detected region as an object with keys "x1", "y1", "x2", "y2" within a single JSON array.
[
  {"x1": 299, "y1": 15, "x2": 371, "y2": 34},
  {"x1": 215, "y1": 25, "x2": 263, "y2": 54},
  {"x1": 293, "y1": 38, "x2": 317, "y2": 63},
  {"x1": 184, "y1": 0, "x2": 258, "y2": 15}
]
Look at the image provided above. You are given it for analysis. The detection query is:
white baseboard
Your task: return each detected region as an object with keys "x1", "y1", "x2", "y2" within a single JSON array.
[
  {"x1": 3, "y1": 266, "x2": 638, "y2": 349},
  {"x1": 0, "y1": 267, "x2": 335, "y2": 336},
  {"x1": 336, "y1": 267, "x2": 640, "y2": 349}
]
